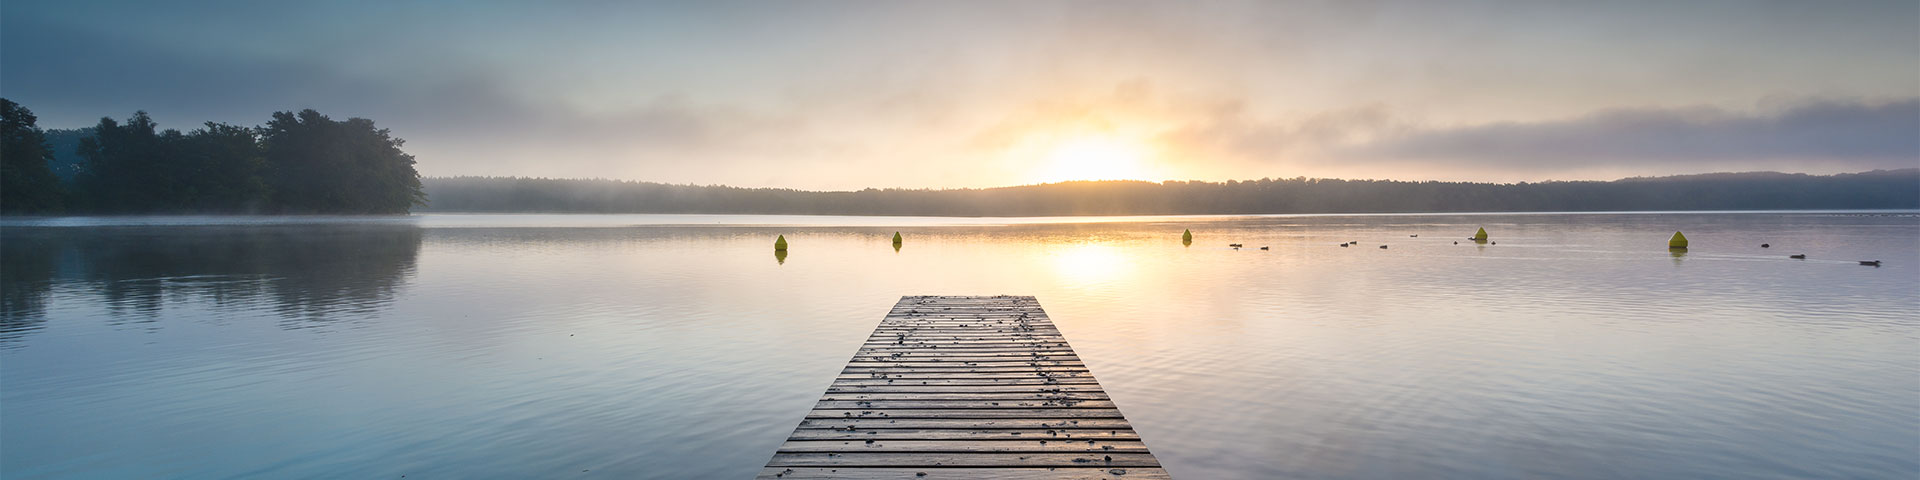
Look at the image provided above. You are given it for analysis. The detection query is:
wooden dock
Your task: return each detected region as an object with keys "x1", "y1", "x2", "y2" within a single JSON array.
[{"x1": 760, "y1": 295, "x2": 1167, "y2": 479}]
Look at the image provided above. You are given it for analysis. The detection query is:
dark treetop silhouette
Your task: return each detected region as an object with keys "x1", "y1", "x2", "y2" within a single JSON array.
[
  {"x1": 0, "y1": 99, "x2": 424, "y2": 215},
  {"x1": 0, "y1": 100, "x2": 65, "y2": 214},
  {"x1": 421, "y1": 169, "x2": 1918, "y2": 216}
]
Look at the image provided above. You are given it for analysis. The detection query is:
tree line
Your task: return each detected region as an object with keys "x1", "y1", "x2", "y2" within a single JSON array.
[
  {"x1": 6, "y1": 94, "x2": 1912, "y2": 216},
  {"x1": 0, "y1": 99, "x2": 424, "y2": 215},
  {"x1": 422, "y1": 169, "x2": 1918, "y2": 216}
]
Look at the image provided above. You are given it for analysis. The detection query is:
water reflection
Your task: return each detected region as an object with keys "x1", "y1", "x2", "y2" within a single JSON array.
[
  {"x1": 0, "y1": 213, "x2": 1914, "y2": 479},
  {"x1": 1049, "y1": 242, "x2": 1133, "y2": 288},
  {"x1": 0, "y1": 225, "x2": 421, "y2": 339},
  {"x1": 0, "y1": 232, "x2": 57, "y2": 339}
]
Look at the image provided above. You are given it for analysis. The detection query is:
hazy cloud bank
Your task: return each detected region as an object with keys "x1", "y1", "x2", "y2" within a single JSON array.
[
  {"x1": 5, "y1": 1, "x2": 1916, "y2": 187},
  {"x1": 1350, "y1": 98, "x2": 1920, "y2": 172}
]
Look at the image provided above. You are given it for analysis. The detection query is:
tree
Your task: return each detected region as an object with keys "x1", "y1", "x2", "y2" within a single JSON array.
[
  {"x1": 417, "y1": 169, "x2": 1920, "y2": 215},
  {"x1": 41, "y1": 128, "x2": 93, "y2": 181},
  {"x1": 0, "y1": 99, "x2": 66, "y2": 214},
  {"x1": 176, "y1": 122, "x2": 267, "y2": 212},
  {"x1": 74, "y1": 111, "x2": 169, "y2": 212},
  {"x1": 71, "y1": 112, "x2": 271, "y2": 213},
  {"x1": 261, "y1": 110, "x2": 423, "y2": 214},
  {"x1": 8, "y1": 101, "x2": 423, "y2": 214}
]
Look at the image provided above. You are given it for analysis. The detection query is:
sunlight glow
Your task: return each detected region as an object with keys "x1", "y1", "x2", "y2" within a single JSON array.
[
  {"x1": 1047, "y1": 242, "x2": 1133, "y2": 288},
  {"x1": 1034, "y1": 134, "x2": 1156, "y2": 184}
]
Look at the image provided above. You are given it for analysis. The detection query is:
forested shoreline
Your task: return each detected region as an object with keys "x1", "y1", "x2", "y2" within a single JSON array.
[
  {"x1": 0, "y1": 99, "x2": 423, "y2": 215},
  {"x1": 5, "y1": 98, "x2": 1914, "y2": 217},
  {"x1": 423, "y1": 169, "x2": 1919, "y2": 216}
]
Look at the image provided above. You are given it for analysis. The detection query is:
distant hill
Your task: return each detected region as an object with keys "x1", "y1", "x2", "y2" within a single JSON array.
[{"x1": 420, "y1": 169, "x2": 1920, "y2": 216}]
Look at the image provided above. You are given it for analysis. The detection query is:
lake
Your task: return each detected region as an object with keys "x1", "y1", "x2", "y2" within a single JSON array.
[{"x1": 2, "y1": 212, "x2": 1915, "y2": 479}]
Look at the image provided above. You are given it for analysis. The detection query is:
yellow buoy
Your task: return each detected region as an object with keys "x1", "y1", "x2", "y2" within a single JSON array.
[
  {"x1": 1668, "y1": 231, "x2": 1688, "y2": 249},
  {"x1": 1182, "y1": 229, "x2": 1193, "y2": 246},
  {"x1": 774, "y1": 235, "x2": 788, "y2": 251},
  {"x1": 892, "y1": 232, "x2": 903, "y2": 245},
  {"x1": 1472, "y1": 227, "x2": 1488, "y2": 242}
]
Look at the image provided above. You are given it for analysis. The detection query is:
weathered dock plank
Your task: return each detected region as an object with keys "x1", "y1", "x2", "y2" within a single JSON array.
[
  {"x1": 758, "y1": 467, "x2": 1171, "y2": 479},
  {"x1": 767, "y1": 452, "x2": 1161, "y2": 468},
  {"x1": 786, "y1": 429, "x2": 1141, "y2": 441},
  {"x1": 761, "y1": 295, "x2": 1164, "y2": 479},
  {"x1": 796, "y1": 418, "x2": 1136, "y2": 430}
]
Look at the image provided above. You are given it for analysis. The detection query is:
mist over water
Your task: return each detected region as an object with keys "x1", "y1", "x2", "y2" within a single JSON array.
[{"x1": 2, "y1": 212, "x2": 1915, "y2": 479}]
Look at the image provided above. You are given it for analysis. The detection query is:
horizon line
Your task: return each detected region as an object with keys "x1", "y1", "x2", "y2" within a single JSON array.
[{"x1": 421, "y1": 167, "x2": 1919, "y2": 193}]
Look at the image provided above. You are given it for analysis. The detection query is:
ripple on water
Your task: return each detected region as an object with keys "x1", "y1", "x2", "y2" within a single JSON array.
[{"x1": 0, "y1": 213, "x2": 1915, "y2": 479}]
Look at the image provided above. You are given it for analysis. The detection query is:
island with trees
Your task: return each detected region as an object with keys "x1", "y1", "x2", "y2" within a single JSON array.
[{"x1": 1, "y1": 99, "x2": 423, "y2": 215}]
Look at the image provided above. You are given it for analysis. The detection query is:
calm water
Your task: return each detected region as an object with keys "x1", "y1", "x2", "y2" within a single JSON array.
[{"x1": 2, "y1": 212, "x2": 1916, "y2": 479}]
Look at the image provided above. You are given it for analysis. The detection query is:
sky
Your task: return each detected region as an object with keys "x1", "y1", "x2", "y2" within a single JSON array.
[{"x1": 3, "y1": 1, "x2": 1917, "y2": 190}]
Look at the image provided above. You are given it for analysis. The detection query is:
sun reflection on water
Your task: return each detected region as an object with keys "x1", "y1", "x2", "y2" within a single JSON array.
[{"x1": 1046, "y1": 241, "x2": 1134, "y2": 289}]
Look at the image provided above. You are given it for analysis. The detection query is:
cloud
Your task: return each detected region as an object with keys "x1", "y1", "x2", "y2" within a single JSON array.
[
  {"x1": 1347, "y1": 98, "x2": 1920, "y2": 171},
  {"x1": 1156, "y1": 102, "x2": 1409, "y2": 164},
  {"x1": 0, "y1": 18, "x2": 814, "y2": 182},
  {"x1": 6, "y1": 2, "x2": 1916, "y2": 187},
  {"x1": 1139, "y1": 95, "x2": 1919, "y2": 181}
]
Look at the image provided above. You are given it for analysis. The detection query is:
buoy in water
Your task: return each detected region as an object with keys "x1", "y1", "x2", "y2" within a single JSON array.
[
  {"x1": 774, "y1": 235, "x2": 789, "y2": 251},
  {"x1": 1668, "y1": 231, "x2": 1688, "y2": 249},
  {"x1": 1182, "y1": 229, "x2": 1193, "y2": 245},
  {"x1": 893, "y1": 232, "x2": 903, "y2": 245},
  {"x1": 1472, "y1": 228, "x2": 1489, "y2": 242}
]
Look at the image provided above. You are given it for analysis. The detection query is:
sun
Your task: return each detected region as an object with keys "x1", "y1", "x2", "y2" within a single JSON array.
[{"x1": 1035, "y1": 134, "x2": 1155, "y2": 183}]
